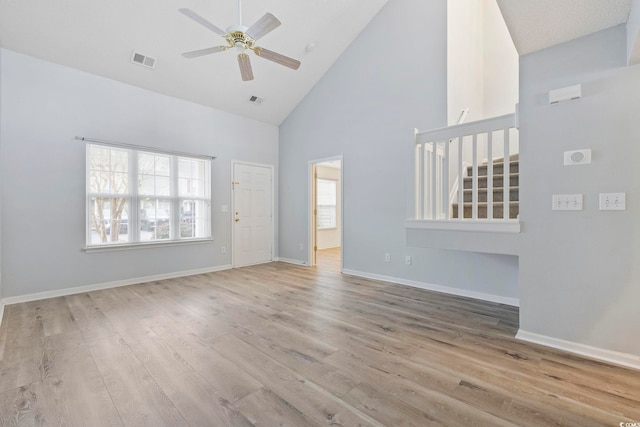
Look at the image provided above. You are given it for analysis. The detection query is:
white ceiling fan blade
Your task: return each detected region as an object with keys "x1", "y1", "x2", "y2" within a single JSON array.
[
  {"x1": 238, "y1": 53, "x2": 254, "y2": 81},
  {"x1": 182, "y1": 46, "x2": 228, "y2": 58},
  {"x1": 178, "y1": 8, "x2": 226, "y2": 36},
  {"x1": 254, "y1": 47, "x2": 301, "y2": 70},
  {"x1": 245, "y1": 13, "x2": 281, "y2": 40}
]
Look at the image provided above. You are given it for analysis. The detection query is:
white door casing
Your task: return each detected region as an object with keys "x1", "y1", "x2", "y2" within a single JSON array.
[{"x1": 232, "y1": 162, "x2": 273, "y2": 267}]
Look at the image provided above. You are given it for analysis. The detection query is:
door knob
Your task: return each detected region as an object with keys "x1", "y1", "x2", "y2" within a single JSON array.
[{"x1": 235, "y1": 218, "x2": 240, "y2": 222}]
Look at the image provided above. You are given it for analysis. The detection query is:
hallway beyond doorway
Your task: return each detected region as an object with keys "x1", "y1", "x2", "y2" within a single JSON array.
[{"x1": 315, "y1": 247, "x2": 341, "y2": 273}]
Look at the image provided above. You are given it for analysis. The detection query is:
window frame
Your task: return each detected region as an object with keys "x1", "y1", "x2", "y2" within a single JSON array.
[
  {"x1": 316, "y1": 178, "x2": 338, "y2": 230},
  {"x1": 85, "y1": 141, "x2": 213, "y2": 250}
]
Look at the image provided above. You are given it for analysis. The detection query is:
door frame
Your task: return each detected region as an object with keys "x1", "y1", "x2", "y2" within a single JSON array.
[
  {"x1": 308, "y1": 155, "x2": 343, "y2": 269},
  {"x1": 231, "y1": 160, "x2": 275, "y2": 268}
]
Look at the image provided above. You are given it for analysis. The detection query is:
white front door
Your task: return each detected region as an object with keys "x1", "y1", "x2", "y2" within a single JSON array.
[{"x1": 232, "y1": 162, "x2": 273, "y2": 267}]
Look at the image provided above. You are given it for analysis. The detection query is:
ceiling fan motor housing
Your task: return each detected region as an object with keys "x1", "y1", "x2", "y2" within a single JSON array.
[{"x1": 226, "y1": 30, "x2": 255, "y2": 51}]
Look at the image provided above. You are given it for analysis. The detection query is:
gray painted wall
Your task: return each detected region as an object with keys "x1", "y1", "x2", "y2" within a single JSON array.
[
  {"x1": 279, "y1": 0, "x2": 519, "y2": 301},
  {"x1": 519, "y1": 25, "x2": 640, "y2": 355},
  {"x1": 0, "y1": 48, "x2": 279, "y2": 298}
]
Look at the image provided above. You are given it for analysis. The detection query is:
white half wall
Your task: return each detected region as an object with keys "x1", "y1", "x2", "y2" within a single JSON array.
[{"x1": 0, "y1": 48, "x2": 279, "y2": 299}]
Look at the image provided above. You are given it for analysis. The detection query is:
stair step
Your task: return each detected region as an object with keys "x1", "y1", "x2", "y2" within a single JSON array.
[
  {"x1": 463, "y1": 174, "x2": 519, "y2": 190},
  {"x1": 492, "y1": 153, "x2": 519, "y2": 163},
  {"x1": 452, "y1": 202, "x2": 519, "y2": 219},
  {"x1": 468, "y1": 162, "x2": 519, "y2": 177},
  {"x1": 463, "y1": 187, "x2": 519, "y2": 203}
]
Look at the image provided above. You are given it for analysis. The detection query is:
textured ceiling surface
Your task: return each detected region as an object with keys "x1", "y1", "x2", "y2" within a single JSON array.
[
  {"x1": 497, "y1": 0, "x2": 631, "y2": 55},
  {"x1": 0, "y1": 0, "x2": 388, "y2": 125}
]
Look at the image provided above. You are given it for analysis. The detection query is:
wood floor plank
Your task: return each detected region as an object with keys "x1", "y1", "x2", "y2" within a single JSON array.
[
  {"x1": 40, "y1": 330, "x2": 123, "y2": 426},
  {"x1": 211, "y1": 333, "x2": 384, "y2": 427},
  {"x1": 89, "y1": 334, "x2": 189, "y2": 427},
  {"x1": 129, "y1": 335, "x2": 254, "y2": 426},
  {"x1": 1, "y1": 261, "x2": 639, "y2": 426},
  {"x1": 235, "y1": 387, "x2": 319, "y2": 427},
  {"x1": 148, "y1": 316, "x2": 263, "y2": 404},
  {"x1": 342, "y1": 383, "x2": 447, "y2": 427},
  {"x1": 64, "y1": 293, "x2": 116, "y2": 343},
  {"x1": 38, "y1": 297, "x2": 79, "y2": 337}
]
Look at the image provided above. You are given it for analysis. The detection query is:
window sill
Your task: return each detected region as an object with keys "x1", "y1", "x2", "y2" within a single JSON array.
[
  {"x1": 84, "y1": 238, "x2": 214, "y2": 253},
  {"x1": 404, "y1": 219, "x2": 520, "y2": 234}
]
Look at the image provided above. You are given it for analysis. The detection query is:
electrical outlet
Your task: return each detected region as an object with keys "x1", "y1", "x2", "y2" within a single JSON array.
[
  {"x1": 599, "y1": 193, "x2": 626, "y2": 210},
  {"x1": 405, "y1": 255, "x2": 412, "y2": 265},
  {"x1": 552, "y1": 194, "x2": 583, "y2": 211},
  {"x1": 220, "y1": 246, "x2": 226, "y2": 254},
  {"x1": 385, "y1": 253, "x2": 391, "y2": 262}
]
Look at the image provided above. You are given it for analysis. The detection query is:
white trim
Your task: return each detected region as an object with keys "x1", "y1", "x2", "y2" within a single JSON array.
[
  {"x1": 0, "y1": 301, "x2": 5, "y2": 329},
  {"x1": 416, "y1": 113, "x2": 516, "y2": 143},
  {"x1": 0, "y1": 264, "x2": 232, "y2": 306},
  {"x1": 274, "y1": 257, "x2": 309, "y2": 266},
  {"x1": 405, "y1": 219, "x2": 520, "y2": 233},
  {"x1": 516, "y1": 330, "x2": 640, "y2": 371},
  {"x1": 342, "y1": 269, "x2": 519, "y2": 307},
  {"x1": 84, "y1": 238, "x2": 214, "y2": 253}
]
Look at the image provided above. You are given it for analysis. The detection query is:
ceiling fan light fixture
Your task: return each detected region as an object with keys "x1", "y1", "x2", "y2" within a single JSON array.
[{"x1": 179, "y1": 1, "x2": 301, "y2": 81}]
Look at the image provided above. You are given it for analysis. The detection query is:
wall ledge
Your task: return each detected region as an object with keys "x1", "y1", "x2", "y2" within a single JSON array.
[
  {"x1": 516, "y1": 329, "x2": 640, "y2": 371},
  {"x1": 342, "y1": 268, "x2": 519, "y2": 307},
  {"x1": 0, "y1": 264, "x2": 233, "y2": 306},
  {"x1": 405, "y1": 219, "x2": 520, "y2": 233}
]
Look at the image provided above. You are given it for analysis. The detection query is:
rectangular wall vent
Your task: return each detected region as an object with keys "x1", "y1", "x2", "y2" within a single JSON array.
[
  {"x1": 131, "y1": 51, "x2": 157, "y2": 69},
  {"x1": 248, "y1": 95, "x2": 264, "y2": 105}
]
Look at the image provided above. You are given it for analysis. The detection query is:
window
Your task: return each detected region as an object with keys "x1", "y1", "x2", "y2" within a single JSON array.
[
  {"x1": 316, "y1": 178, "x2": 337, "y2": 229},
  {"x1": 87, "y1": 143, "x2": 211, "y2": 247}
]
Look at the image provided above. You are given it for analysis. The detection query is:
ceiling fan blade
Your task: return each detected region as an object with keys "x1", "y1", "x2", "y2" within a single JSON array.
[
  {"x1": 178, "y1": 8, "x2": 226, "y2": 36},
  {"x1": 254, "y1": 47, "x2": 301, "y2": 70},
  {"x1": 245, "y1": 13, "x2": 281, "y2": 40},
  {"x1": 182, "y1": 46, "x2": 227, "y2": 58},
  {"x1": 238, "y1": 53, "x2": 254, "y2": 81}
]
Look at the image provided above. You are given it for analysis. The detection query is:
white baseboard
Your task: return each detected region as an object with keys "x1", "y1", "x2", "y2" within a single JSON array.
[
  {"x1": 516, "y1": 330, "x2": 640, "y2": 371},
  {"x1": 274, "y1": 257, "x2": 309, "y2": 266},
  {"x1": 0, "y1": 264, "x2": 233, "y2": 306},
  {"x1": 341, "y1": 269, "x2": 520, "y2": 307},
  {"x1": 0, "y1": 301, "x2": 5, "y2": 329}
]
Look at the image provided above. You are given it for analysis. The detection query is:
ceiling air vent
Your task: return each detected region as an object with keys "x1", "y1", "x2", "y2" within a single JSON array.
[
  {"x1": 248, "y1": 95, "x2": 264, "y2": 105},
  {"x1": 131, "y1": 51, "x2": 157, "y2": 69}
]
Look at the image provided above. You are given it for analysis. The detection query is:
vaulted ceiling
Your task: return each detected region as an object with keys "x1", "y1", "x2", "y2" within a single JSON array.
[{"x1": 0, "y1": 0, "x2": 634, "y2": 125}]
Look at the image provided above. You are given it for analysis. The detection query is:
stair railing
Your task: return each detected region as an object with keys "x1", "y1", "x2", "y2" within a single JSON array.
[{"x1": 413, "y1": 113, "x2": 518, "y2": 221}]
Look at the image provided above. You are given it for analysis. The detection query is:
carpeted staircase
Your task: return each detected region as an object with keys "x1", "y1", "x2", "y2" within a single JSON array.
[{"x1": 452, "y1": 154, "x2": 519, "y2": 219}]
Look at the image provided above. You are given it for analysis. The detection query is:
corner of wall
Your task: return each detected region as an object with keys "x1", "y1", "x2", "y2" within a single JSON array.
[{"x1": 627, "y1": 0, "x2": 640, "y2": 65}]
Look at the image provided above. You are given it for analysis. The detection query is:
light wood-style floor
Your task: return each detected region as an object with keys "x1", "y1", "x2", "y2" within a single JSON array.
[{"x1": 0, "y1": 261, "x2": 639, "y2": 426}]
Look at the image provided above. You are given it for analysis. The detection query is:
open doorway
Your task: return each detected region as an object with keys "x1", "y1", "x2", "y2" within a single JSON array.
[{"x1": 309, "y1": 157, "x2": 342, "y2": 272}]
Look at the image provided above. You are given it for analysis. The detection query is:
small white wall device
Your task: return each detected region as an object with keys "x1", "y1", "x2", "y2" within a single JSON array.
[
  {"x1": 564, "y1": 149, "x2": 591, "y2": 166},
  {"x1": 549, "y1": 84, "x2": 582, "y2": 104}
]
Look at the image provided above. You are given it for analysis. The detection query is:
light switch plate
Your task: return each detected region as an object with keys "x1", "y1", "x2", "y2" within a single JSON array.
[
  {"x1": 552, "y1": 194, "x2": 583, "y2": 210},
  {"x1": 599, "y1": 193, "x2": 625, "y2": 210}
]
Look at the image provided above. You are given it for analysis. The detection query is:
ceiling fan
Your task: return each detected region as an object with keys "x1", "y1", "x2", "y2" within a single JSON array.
[{"x1": 179, "y1": 0, "x2": 301, "y2": 81}]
